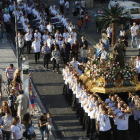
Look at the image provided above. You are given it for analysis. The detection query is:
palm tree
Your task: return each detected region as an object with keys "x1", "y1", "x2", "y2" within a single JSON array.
[{"x1": 95, "y1": 3, "x2": 131, "y2": 48}]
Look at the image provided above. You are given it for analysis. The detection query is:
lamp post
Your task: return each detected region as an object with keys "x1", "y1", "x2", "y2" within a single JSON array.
[{"x1": 14, "y1": 0, "x2": 20, "y2": 68}]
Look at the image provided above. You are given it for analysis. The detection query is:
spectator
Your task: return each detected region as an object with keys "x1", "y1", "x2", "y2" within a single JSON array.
[
  {"x1": 3, "y1": 11, "x2": 11, "y2": 27},
  {"x1": 0, "y1": 102, "x2": 12, "y2": 118},
  {"x1": 80, "y1": 44, "x2": 88, "y2": 63},
  {"x1": 80, "y1": 0, "x2": 86, "y2": 11},
  {"x1": 0, "y1": 110, "x2": 13, "y2": 140},
  {"x1": 75, "y1": 0, "x2": 80, "y2": 14},
  {"x1": 51, "y1": 40, "x2": 59, "y2": 52},
  {"x1": 18, "y1": 34, "x2": 25, "y2": 58},
  {"x1": 0, "y1": 74, "x2": 2, "y2": 100},
  {"x1": 23, "y1": 113, "x2": 36, "y2": 140},
  {"x1": 70, "y1": 57, "x2": 80, "y2": 71},
  {"x1": 51, "y1": 45, "x2": 60, "y2": 74},
  {"x1": 80, "y1": 36, "x2": 88, "y2": 49},
  {"x1": 5, "y1": 64, "x2": 16, "y2": 88},
  {"x1": 59, "y1": 0, "x2": 65, "y2": 14},
  {"x1": 47, "y1": 112, "x2": 53, "y2": 131},
  {"x1": 11, "y1": 117, "x2": 22, "y2": 140},
  {"x1": 29, "y1": 91, "x2": 37, "y2": 115},
  {"x1": 8, "y1": 89, "x2": 17, "y2": 117},
  {"x1": 77, "y1": 18, "x2": 83, "y2": 35},
  {"x1": 65, "y1": 0, "x2": 70, "y2": 15},
  {"x1": 39, "y1": 113, "x2": 50, "y2": 140},
  {"x1": 13, "y1": 68, "x2": 22, "y2": 90},
  {"x1": 130, "y1": 22, "x2": 139, "y2": 48},
  {"x1": 136, "y1": 55, "x2": 140, "y2": 81},
  {"x1": 60, "y1": 43, "x2": 67, "y2": 65},
  {"x1": 64, "y1": 38, "x2": 71, "y2": 62},
  {"x1": 16, "y1": 90, "x2": 29, "y2": 121},
  {"x1": 84, "y1": 12, "x2": 89, "y2": 31}
]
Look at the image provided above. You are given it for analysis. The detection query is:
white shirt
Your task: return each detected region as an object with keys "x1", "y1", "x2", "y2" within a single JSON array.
[
  {"x1": 131, "y1": 25, "x2": 139, "y2": 36},
  {"x1": 42, "y1": 34, "x2": 49, "y2": 43},
  {"x1": 70, "y1": 61, "x2": 79, "y2": 71},
  {"x1": 97, "y1": 113, "x2": 111, "y2": 131},
  {"x1": 63, "y1": 32, "x2": 69, "y2": 39},
  {"x1": 113, "y1": 108, "x2": 121, "y2": 125},
  {"x1": 81, "y1": 0, "x2": 86, "y2": 8},
  {"x1": 25, "y1": 33, "x2": 32, "y2": 41},
  {"x1": 47, "y1": 38, "x2": 54, "y2": 48},
  {"x1": 106, "y1": 27, "x2": 112, "y2": 38},
  {"x1": 65, "y1": 1, "x2": 70, "y2": 9},
  {"x1": 11, "y1": 124, "x2": 22, "y2": 139},
  {"x1": 31, "y1": 41, "x2": 40, "y2": 53},
  {"x1": 117, "y1": 112, "x2": 131, "y2": 130},
  {"x1": 47, "y1": 25, "x2": 54, "y2": 33},
  {"x1": 3, "y1": 14, "x2": 11, "y2": 22},
  {"x1": 59, "y1": 0, "x2": 64, "y2": 5},
  {"x1": 34, "y1": 32, "x2": 41, "y2": 42},
  {"x1": 136, "y1": 60, "x2": 140, "y2": 73}
]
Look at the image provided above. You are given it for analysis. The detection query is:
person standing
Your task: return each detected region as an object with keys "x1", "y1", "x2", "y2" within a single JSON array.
[
  {"x1": 16, "y1": 90, "x2": 29, "y2": 121},
  {"x1": 60, "y1": 43, "x2": 67, "y2": 65},
  {"x1": 18, "y1": 34, "x2": 25, "y2": 58},
  {"x1": 80, "y1": 0, "x2": 86, "y2": 11},
  {"x1": 80, "y1": 44, "x2": 88, "y2": 63},
  {"x1": 131, "y1": 22, "x2": 139, "y2": 48},
  {"x1": 31, "y1": 37, "x2": 41, "y2": 64},
  {"x1": 80, "y1": 36, "x2": 88, "y2": 49},
  {"x1": 24, "y1": 30, "x2": 32, "y2": 54},
  {"x1": 84, "y1": 12, "x2": 89, "y2": 31},
  {"x1": 3, "y1": 12, "x2": 11, "y2": 27},
  {"x1": 5, "y1": 64, "x2": 16, "y2": 87},
  {"x1": 77, "y1": 18, "x2": 83, "y2": 35},
  {"x1": 64, "y1": 38, "x2": 71, "y2": 62},
  {"x1": 59, "y1": 0, "x2": 65, "y2": 14},
  {"x1": 70, "y1": 57, "x2": 80, "y2": 71},
  {"x1": 136, "y1": 55, "x2": 140, "y2": 81},
  {"x1": 51, "y1": 46, "x2": 60, "y2": 74},
  {"x1": 41, "y1": 42, "x2": 51, "y2": 70},
  {"x1": 0, "y1": 110, "x2": 13, "y2": 140}
]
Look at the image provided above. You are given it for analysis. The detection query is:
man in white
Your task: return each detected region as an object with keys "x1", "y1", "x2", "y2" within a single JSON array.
[
  {"x1": 3, "y1": 12, "x2": 11, "y2": 25},
  {"x1": 24, "y1": 30, "x2": 32, "y2": 54},
  {"x1": 59, "y1": 0, "x2": 65, "y2": 13},
  {"x1": 65, "y1": 0, "x2": 70, "y2": 15},
  {"x1": 136, "y1": 55, "x2": 140, "y2": 81},
  {"x1": 116, "y1": 106, "x2": 134, "y2": 140},
  {"x1": 96, "y1": 107, "x2": 111, "y2": 140},
  {"x1": 131, "y1": 22, "x2": 139, "y2": 48},
  {"x1": 47, "y1": 35, "x2": 54, "y2": 49},
  {"x1": 46, "y1": 22, "x2": 54, "y2": 33},
  {"x1": 34, "y1": 29, "x2": 41, "y2": 43},
  {"x1": 31, "y1": 37, "x2": 41, "y2": 63},
  {"x1": 70, "y1": 57, "x2": 79, "y2": 71}
]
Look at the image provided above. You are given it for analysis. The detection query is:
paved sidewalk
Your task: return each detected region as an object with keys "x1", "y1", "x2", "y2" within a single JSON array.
[{"x1": 0, "y1": 33, "x2": 45, "y2": 140}]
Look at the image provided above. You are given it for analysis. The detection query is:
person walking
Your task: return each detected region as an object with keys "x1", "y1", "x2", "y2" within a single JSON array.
[
  {"x1": 25, "y1": 30, "x2": 32, "y2": 54},
  {"x1": 59, "y1": 0, "x2": 65, "y2": 14},
  {"x1": 84, "y1": 12, "x2": 89, "y2": 31},
  {"x1": 51, "y1": 46, "x2": 60, "y2": 74},
  {"x1": 31, "y1": 37, "x2": 41, "y2": 64},
  {"x1": 131, "y1": 22, "x2": 139, "y2": 48},
  {"x1": 60, "y1": 43, "x2": 67, "y2": 65},
  {"x1": 18, "y1": 34, "x2": 25, "y2": 58},
  {"x1": 42, "y1": 42, "x2": 51, "y2": 70},
  {"x1": 65, "y1": 0, "x2": 70, "y2": 15}
]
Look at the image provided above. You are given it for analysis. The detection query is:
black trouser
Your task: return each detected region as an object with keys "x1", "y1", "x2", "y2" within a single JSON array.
[
  {"x1": 10, "y1": 105, "x2": 17, "y2": 117},
  {"x1": 116, "y1": 130, "x2": 129, "y2": 140},
  {"x1": 79, "y1": 106, "x2": 84, "y2": 124},
  {"x1": 90, "y1": 119, "x2": 96, "y2": 137},
  {"x1": 133, "y1": 120, "x2": 140, "y2": 140},
  {"x1": 99, "y1": 129, "x2": 111, "y2": 140},
  {"x1": 108, "y1": 37, "x2": 112, "y2": 46},
  {"x1": 138, "y1": 73, "x2": 140, "y2": 81},
  {"x1": 113, "y1": 125, "x2": 117, "y2": 140},
  {"x1": 71, "y1": 94, "x2": 76, "y2": 109},
  {"x1": 52, "y1": 58, "x2": 59, "y2": 72},
  {"x1": 2, "y1": 130, "x2": 11, "y2": 140},
  {"x1": 71, "y1": 52, "x2": 78, "y2": 60},
  {"x1": 63, "y1": 84, "x2": 67, "y2": 96},
  {"x1": 26, "y1": 41, "x2": 32, "y2": 54},
  {"x1": 28, "y1": 14, "x2": 32, "y2": 20},
  {"x1": 59, "y1": 5, "x2": 64, "y2": 13},
  {"x1": 62, "y1": 57, "x2": 67, "y2": 64},
  {"x1": 35, "y1": 52, "x2": 40, "y2": 63},
  {"x1": 43, "y1": 54, "x2": 50, "y2": 68}
]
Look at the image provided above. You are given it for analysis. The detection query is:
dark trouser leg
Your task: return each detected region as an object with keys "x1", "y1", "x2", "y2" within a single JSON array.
[
  {"x1": 2, "y1": 130, "x2": 11, "y2": 140},
  {"x1": 113, "y1": 125, "x2": 117, "y2": 140},
  {"x1": 133, "y1": 120, "x2": 139, "y2": 140},
  {"x1": 79, "y1": 106, "x2": 84, "y2": 124},
  {"x1": 105, "y1": 129, "x2": 111, "y2": 140},
  {"x1": 99, "y1": 131, "x2": 105, "y2": 140},
  {"x1": 27, "y1": 41, "x2": 31, "y2": 53},
  {"x1": 46, "y1": 55, "x2": 49, "y2": 69},
  {"x1": 39, "y1": 128, "x2": 45, "y2": 140},
  {"x1": 56, "y1": 63, "x2": 59, "y2": 72},
  {"x1": 117, "y1": 130, "x2": 128, "y2": 140},
  {"x1": 86, "y1": 116, "x2": 91, "y2": 136},
  {"x1": 90, "y1": 119, "x2": 95, "y2": 138},
  {"x1": 138, "y1": 73, "x2": 140, "y2": 81},
  {"x1": 43, "y1": 54, "x2": 47, "y2": 68},
  {"x1": 71, "y1": 94, "x2": 76, "y2": 109},
  {"x1": 35, "y1": 53, "x2": 37, "y2": 63},
  {"x1": 52, "y1": 59, "x2": 56, "y2": 70},
  {"x1": 37, "y1": 52, "x2": 40, "y2": 61}
]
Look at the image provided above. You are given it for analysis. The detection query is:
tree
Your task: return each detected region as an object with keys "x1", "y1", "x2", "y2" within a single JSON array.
[{"x1": 95, "y1": 4, "x2": 131, "y2": 48}]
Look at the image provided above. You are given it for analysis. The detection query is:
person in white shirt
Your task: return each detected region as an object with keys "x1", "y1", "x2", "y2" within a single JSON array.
[
  {"x1": 18, "y1": 34, "x2": 24, "y2": 58},
  {"x1": 131, "y1": 22, "x2": 139, "y2": 48},
  {"x1": 96, "y1": 107, "x2": 111, "y2": 140},
  {"x1": 65, "y1": 0, "x2": 70, "y2": 15},
  {"x1": 34, "y1": 29, "x2": 41, "y2": 42},
  {"x1": 63, "y1": 29, "x2": 69, "y2": 39},
  {"x1": 24, "y1": 30, "x2": 32, "y2": 54},
  {"x1": 42, "y1": 30, "x2": 49, "y2": 44},
  {"x1": 68, "y1": 34, "x2": 74, "y2": 47},
  {"x1": 59, "y1": 0, "x2": 65, "y2": 13},
  {"x1": 11, "y1": 117, "x2": 22, "y2": 140},
  {"x1": 106, "y1": 24, "x2": 112, "y2": 46},
  {"x1": 47, "y1": 35, "x2": 54, "y2": 49},
  {"x1": 80, "y1": 0, "x2": 86, "y2": 11},
  {"x1": 3, "y1": 12, "x2": 11, "y2": 25},
  {"x1": 116, "y1": 106, "x2": 134, "y2": 140},
  {"x1": 136, "y1": 55, "x2": 140, "y2": 81},
  {"x1": 70, "y1": 57, "x2": 80, "y2": 71},
  {"x1": 46, "y1": 22, "x2": 54, "y2": 33},
  {"x1": 31, "y1": 37, "x2": 41, "y2": 63}
]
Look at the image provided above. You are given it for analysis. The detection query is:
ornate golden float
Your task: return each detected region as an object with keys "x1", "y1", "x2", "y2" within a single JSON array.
[{"x1": 80, "y1": 56, "x2": 140, "y2": 94}]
